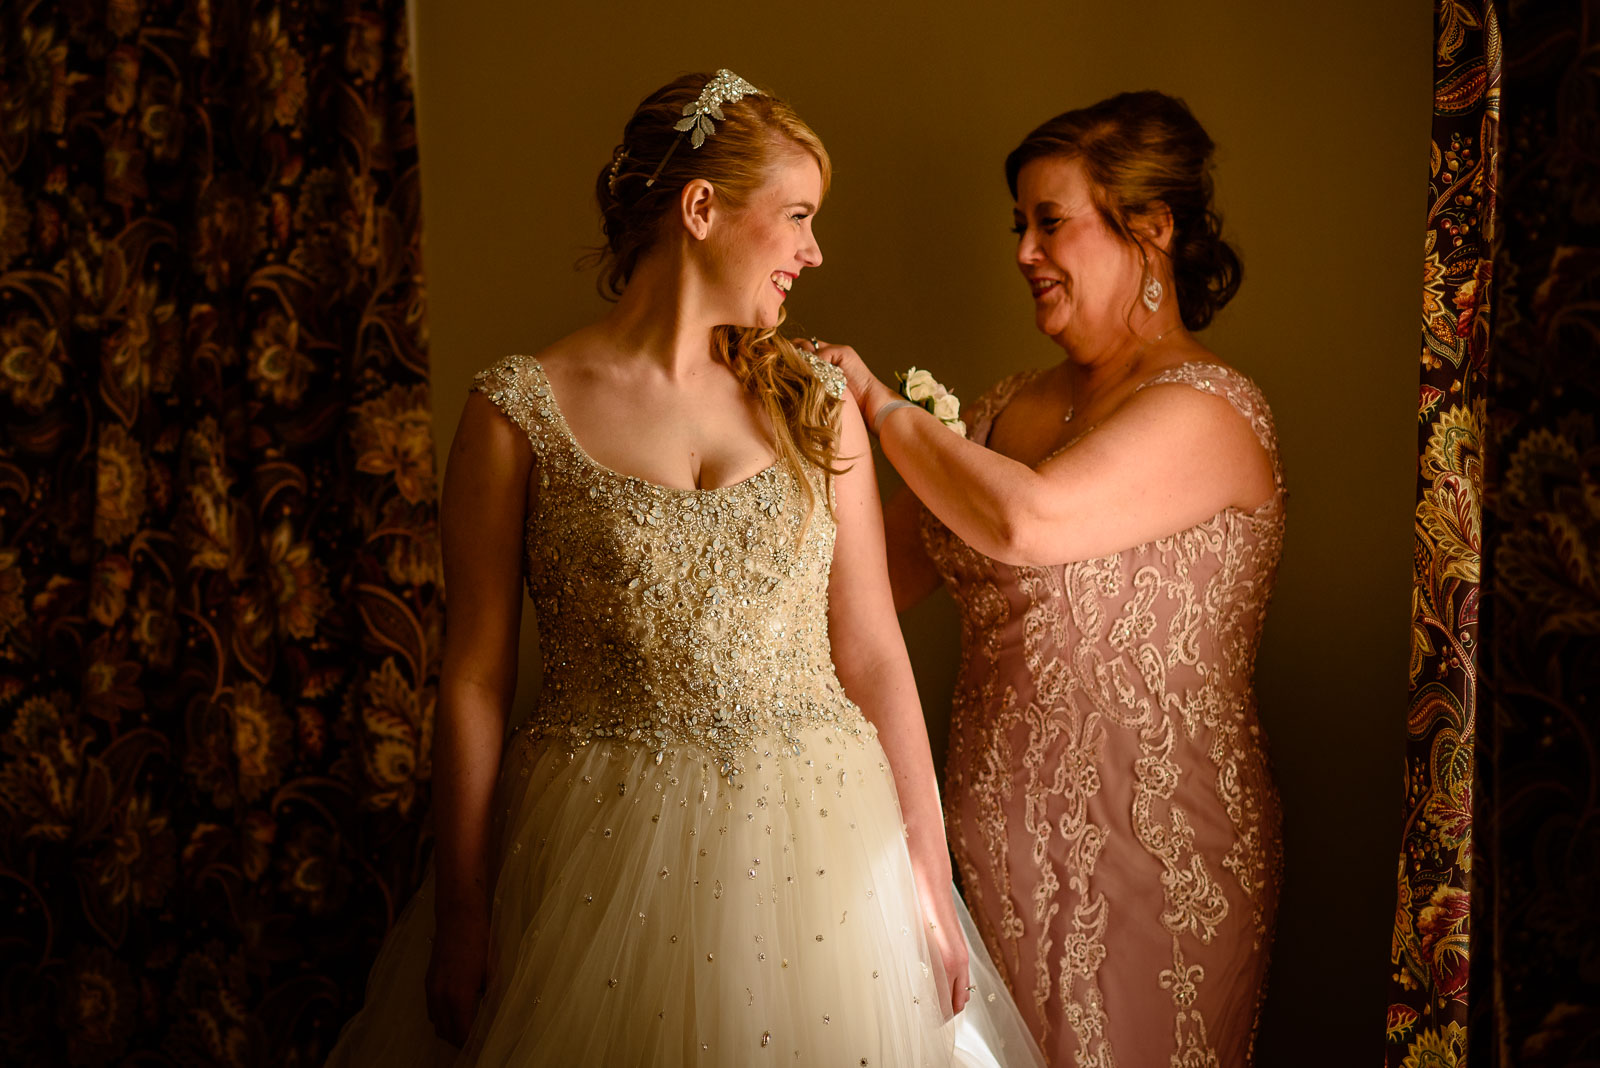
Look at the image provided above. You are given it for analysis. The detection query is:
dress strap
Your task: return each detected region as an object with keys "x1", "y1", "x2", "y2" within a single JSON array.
[
  {"x1": 805, "y1": 352, "x2": 849, "y2": 401},
  {"x1": 1136, "y1": 361, "x2": 1285, "y2": 489},
  {"x1": 968, "y1": 368, "x2": 1046, "y2": 445},
  {"x1": 471, "y1": 353, "x2": 561, "y2": 462}
]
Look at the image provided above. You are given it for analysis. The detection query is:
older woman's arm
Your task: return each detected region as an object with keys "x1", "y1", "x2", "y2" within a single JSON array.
[
  {"x1": 828, "y1": 345, "x2": 1274, "y2": 567},
  {"x1": 826, "y1": 397, "x2": 971, "y2": 1017}
]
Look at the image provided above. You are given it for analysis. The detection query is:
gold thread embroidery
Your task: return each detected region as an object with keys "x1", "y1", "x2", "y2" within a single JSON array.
[{"x1": 925, "y1": 362, "x2": 1285, "y2": 1065}]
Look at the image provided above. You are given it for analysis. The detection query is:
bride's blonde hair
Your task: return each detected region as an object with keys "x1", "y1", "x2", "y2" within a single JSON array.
[{"x1": 593, "y1": 73, "x2": 844, "y2": 526}]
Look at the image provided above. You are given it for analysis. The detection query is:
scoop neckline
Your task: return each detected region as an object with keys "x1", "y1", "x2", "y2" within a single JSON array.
[
  {"x1": 976, "y1": 359, "x2": 1282, "y2": 519},
  {"x1": 979, "y1": 359, "x2": 1244, "y2": 446},
  {"x1": 527, "y1": 357, "x2": 781, "y2": 495}
]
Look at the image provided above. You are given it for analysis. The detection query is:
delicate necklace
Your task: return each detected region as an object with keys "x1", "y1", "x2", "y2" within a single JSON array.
[{"x1": 1063, "y1": 326, "x2": 1174, "y2": 423}]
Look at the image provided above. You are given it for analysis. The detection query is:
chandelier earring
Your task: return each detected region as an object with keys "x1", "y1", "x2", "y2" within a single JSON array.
[{"x1": 1141, "y1": 269, "x2": 1164, "y2": 313}]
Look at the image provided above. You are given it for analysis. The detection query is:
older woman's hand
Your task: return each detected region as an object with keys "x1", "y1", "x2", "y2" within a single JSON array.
[{"x1": 804, "y1": 338, "x2": 898, "y2": 423}]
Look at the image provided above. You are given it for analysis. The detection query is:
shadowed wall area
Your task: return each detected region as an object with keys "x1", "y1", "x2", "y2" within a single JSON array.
[{"x1": 410, "y1": 2, "x2": 1426, "y2": 1064}]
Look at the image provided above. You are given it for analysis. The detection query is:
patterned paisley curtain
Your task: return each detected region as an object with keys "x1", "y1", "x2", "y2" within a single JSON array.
[
  {"x1": 1470, "y1": 0, "x2": 1600, "y2": 1060},
  {"x1": 1388, "y1": 2, "x2": 1498, "y2": 1059},
  {"x1": 1390, "y1": 1, "x2": 1599, "y2": 1064},
  {"x1": 0, "y1": 2, "x2": 439, "y2": 1063}
]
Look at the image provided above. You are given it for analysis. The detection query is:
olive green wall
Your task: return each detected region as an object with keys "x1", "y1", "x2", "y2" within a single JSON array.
[{"x1": 411, "y1": 2, "x2": 1429, "y2": 1062}]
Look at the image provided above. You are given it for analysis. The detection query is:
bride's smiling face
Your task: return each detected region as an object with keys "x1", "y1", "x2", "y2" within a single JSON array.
[{"x1": 703, "y1": 151, "x2": 824, "y2": 329}]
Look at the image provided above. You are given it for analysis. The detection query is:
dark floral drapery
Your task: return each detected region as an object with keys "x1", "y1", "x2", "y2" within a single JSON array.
[
  {"x1": 1470, "y1": 0, "x2": 1600, "y2": 1060},
  {"x1": 1390, "y1": 1, "x2": 1600, "y2": 1064},
  {"x1": 1388, "y1": 1, "x2": 1498, "y2": 1059},
  {"x1": 0, "y1": 2, "x2": 440, "y2": 1064}
]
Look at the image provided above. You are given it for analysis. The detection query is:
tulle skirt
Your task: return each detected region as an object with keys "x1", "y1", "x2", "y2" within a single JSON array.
[{"x1": 327, "y1": 720, "x2": 1043, "y2": 1066}]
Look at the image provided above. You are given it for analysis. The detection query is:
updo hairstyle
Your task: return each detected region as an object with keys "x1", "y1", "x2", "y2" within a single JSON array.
[
  {"x1": 593, "y1": 72, "x2": 843, "y2": 520},
  {"x1": 1004, "y1": 90, "x2": 1241, "y2": 331}
]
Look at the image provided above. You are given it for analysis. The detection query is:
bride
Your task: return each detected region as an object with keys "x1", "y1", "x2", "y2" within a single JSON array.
[{"x1": 326, "y1": 70, "x2": 1043, "y2": 1066}]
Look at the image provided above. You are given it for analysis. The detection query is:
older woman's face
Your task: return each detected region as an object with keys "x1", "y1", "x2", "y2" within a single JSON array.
[{"x1": 1012, "y1": 156, "x2": 1145, "y2": 348}]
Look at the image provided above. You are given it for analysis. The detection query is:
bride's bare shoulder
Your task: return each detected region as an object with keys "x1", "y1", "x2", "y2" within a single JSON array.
[
  {"x1": 521, "y1": 327, "x2": 633, "y2": 400},
  {"x1": 473, "y1": 325, "x2": 596, "y2": 378}
]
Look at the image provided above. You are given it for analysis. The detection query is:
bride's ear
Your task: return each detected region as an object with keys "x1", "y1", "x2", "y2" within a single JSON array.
[{"x1": 679, "y1": 179, "x2": 715, "y2": 242}]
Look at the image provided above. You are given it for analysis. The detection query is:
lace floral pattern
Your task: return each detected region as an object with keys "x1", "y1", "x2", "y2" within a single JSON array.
[{"x1": 924, "y1": 362, "x2": 1286, "y2": 1066}]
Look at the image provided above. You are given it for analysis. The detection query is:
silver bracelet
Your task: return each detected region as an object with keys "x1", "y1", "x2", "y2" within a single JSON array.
[{"x1": 872, "y1": 399, "x2": 917, "y2": 435}]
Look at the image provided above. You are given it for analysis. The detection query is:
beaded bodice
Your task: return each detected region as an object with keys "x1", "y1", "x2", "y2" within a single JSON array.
[{"x1": 472, "y1": 353, "x2": 863, "y2": 776}]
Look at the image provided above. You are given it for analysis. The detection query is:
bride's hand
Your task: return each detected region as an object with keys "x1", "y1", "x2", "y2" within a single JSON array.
[
  {"x1": 426, "y1": 904, "x2": 490, "y2": 1047},
  {"x1": 924, "y1": 884, "x2": 972, "y2": 1017},
  {"x1": 802, "y1": 338, "x2": 897, "y2": 422},
  {"x1": 907, "y1": 844, "x2": 971, "y2": 1017}
]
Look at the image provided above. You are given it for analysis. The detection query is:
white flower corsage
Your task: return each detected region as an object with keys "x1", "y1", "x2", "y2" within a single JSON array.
[{"x1": 896, "y1": 367, "x2": 966, "y2": 437}]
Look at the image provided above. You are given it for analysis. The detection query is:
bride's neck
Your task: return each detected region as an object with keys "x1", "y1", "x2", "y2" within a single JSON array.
[{"x1": 602, "y1": 252, "x2": 721, "y2": 380}]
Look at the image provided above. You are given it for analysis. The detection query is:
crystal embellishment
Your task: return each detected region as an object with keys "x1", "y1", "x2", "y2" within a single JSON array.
[{"x1": 676, "y1": 69, "x2": 762, "y2": 149}]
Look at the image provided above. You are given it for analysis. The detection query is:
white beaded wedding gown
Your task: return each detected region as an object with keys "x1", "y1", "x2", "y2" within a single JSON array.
[{"x1": 326, "y1": 354, "x2": 1043, "y2": 1067}]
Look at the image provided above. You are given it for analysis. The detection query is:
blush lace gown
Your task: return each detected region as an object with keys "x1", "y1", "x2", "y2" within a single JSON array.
[
  {"x1": 919, "y1": 363, "x2": 1285, "y2": 1067},
  {"x1": 326, "y1": 354, "x2": 1044, "y2": 1067}
]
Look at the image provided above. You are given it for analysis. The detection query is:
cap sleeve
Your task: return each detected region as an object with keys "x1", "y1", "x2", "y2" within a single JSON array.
[
  {"x1": 471, "y1": 352, "x2": 556, "y2": 459},
  {"x1": 806, "y1": 352, "x2": 848, "y2": 401}
]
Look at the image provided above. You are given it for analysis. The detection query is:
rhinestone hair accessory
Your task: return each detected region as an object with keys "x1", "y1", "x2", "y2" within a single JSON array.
[{"x1": 645, "y1": 68, "x2": 763, "y2": 188}]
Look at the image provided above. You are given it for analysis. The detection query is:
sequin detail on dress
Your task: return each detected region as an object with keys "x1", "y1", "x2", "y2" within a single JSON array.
[
  {"x1": 472, "y1": 353, "x2": 863, "y2": 778},
  {"x1": 923, "y1": 361, "x2": 1286, "y2": 1067},
  {"x1": 326, "y1": 353, "x2": 1047, "y2": 1067}
]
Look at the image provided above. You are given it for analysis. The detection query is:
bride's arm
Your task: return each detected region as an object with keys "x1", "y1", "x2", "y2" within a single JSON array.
[
  {"x1": 427, "y1": 392, "x2": 530, "y2": 1045},
  {"x1": 824, "y1": 398, "x2": 971, "y2": 1016}
]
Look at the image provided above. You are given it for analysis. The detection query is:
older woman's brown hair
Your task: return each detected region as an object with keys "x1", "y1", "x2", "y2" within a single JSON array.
[{"x1": 1005, "y1": 90, "x2": 1241, "y2": 331}]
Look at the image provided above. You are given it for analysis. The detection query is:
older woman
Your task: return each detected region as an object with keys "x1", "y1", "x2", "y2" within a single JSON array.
[{"x1": 814, "y1": 91, "x2": 1284, "y2": 1066}]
